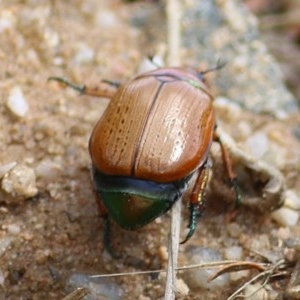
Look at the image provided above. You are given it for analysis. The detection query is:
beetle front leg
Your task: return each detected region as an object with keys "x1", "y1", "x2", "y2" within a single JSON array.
[
  {"x1": 213, "y1": 130, "x2": 241, "y2": 208},
  {"x1": 181, "y1": 159, "x2": 212, "y2": 244},
  {"x1": 48, "y1": 77, "x2": 118, "y2": 99}
]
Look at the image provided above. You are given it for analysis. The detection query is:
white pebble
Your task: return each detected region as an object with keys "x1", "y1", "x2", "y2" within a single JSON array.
[
  {"x1": 236, "y1": 121, "x2": 252, "y2": 139},
  {"x1": 138, "y1": 56, "x2": 164, "y2": 74},
  {"x1": 0, "y1": 237, "x2": 13, "y2": 257},
  {"x1": 224, "y1": 246, "x2": 249, "y2": 282},
  {"x1": 214, "y1": 96, "x2": 242, "y2": 114},
  {"x1": 271, "y1": 207, "x2": 299, "y2": 227},
  {"x1": 243, "y1": 283, "x2": 268, "y2": 300},
  {"x1": 67, "y1": 273, "x2": 124, "y2": 299},
  {"x1": 224, "y1": 246, "x2": 243, "y2": 260},
  {"x1": 0, "y1": 161, "x2": 17, "y2": 179},
  {"x1": 226, "y1": 222, "x2": 242, "y2": 238},
  {"x1": 6, "y1": 86, "x2": 29, "y2": 117},
  {"x1": 245, "y1": 131, "x2": 269, "y2": 159},
  {"x1": 224, "y1": 247, "x2": 249, "y2": 282},
  {"x1": 35, "y1": 160, "x2": 61, "y2": 180},
  {"x1": 1, "y1": 164, "x2": 38, "y2": 200},
  {"x1": 95, "y1": 10, "x2": 118, "y2": 28},
  {"x1": 214, "y1": 96, "x2": 232, "y2": 107},
  {"x1": 175, "y1": 278, "x2": 189, "y2": 296},
  {"x1": 0, "y1": 10, "x2": 15, "y2": 32},
  {"x1": 72, "y1": 43, "x2": 94, "y2": 65},
  {"x1": 185, "y1": 247, "x2": 229, "y2": 290},
  {"x1": 7, "y1": 224, "x2": 21, "y2": 235},
  {"x1": 284, "y1": 190, "x2": 300, "y2": 210}
]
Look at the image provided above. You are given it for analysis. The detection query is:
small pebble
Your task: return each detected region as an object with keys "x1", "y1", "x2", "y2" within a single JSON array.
[
  {"x1": 72, "y1": 43, "x2": 94, "y2": 65},
  {"x1": 271, "y1": 207, "x2": 299, "y2": 227},
  {"x1": 0, "y1": 237, "x2": 13, "y2": 257},
  {"x1": 176, "y1": 278, "x2": 189, "y2": 296},
  {"x1": 224, "y1": 246, "x2": 243, "y2": 260},
  {"x1": 157, "y1": 245, "x2": 168, "y2": 262},
  {"x1": 7, "y1": 224, "x2": 21, "y2": 235},
  {"x1": 35, "y1": 249, "x2": 52, "y2": 264},
  {"x1": 236, "y1": 121, "x2": 252, "y2": 139},
  {"x1": 214, "y1": 96, "x2": 242, "y2": 122},
  {"x1": 6, "y1": 86, "x2": 29, "y2": 118},
  {"x1": 95, "y1": 10, "x2": 118, "y2": 28},
  {"x1": 277, "y1": 227, "x2": 291, "y2": 240},
  {"x1": 185, "y1": 247, "x2": 229, "y2": 290},
  {"x1": 223, "y1": 246, "x2": 248, "y2": 281},
  {"x1": 285, "y1": 238, "x2": 300, "y2": 251},
  {"x1": 0, "y1": 10, "x2": 15, "y2": 32},
  {"x1": 66, "y1": 273, "x2": 124, "y2": 300},
  {"x1": 138, "y1": 56, "x2": 164, "y2": 74},
  {"x1": 226, "y1": 222, "x2": 242, "y2": 238},
  {"x1": 243, "y1": 283, "x2": 269, "y2": 300},
  {"x1": 284, "y1": 190, "x2": 300, "y2": 210},
  {"x1": 245, "y1": 131, "x2": 269, "y2": 159},
  {"x1": 35, "y1": 160, "x2": 62, "y2": 180},
  {"x1": 1, "y1": 164, "x2": 38, "y2": 201},
  {"x1": 22, "y1": 232, "x2": 33, "y2": 241},
  {"x1": 0, "y1": 162, "x2": 17, "y2": 179},
  {"x1": 285, "y1": 259, "x2": 300, "y2": 299}
]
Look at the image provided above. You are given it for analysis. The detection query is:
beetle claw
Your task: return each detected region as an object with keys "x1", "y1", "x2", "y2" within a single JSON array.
[{"x1": 180, "y1": 204, "x2": 199, "y2": 244}]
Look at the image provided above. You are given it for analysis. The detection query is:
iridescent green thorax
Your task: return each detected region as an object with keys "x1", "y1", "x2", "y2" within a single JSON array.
[{"x1": 92, "y1": 166, "x2": 191, "y2": 229}]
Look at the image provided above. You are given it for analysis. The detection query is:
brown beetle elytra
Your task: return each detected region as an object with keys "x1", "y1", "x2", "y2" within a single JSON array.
[{"x1": 90, "y1": 68, "x2": 215, "y2": 182}]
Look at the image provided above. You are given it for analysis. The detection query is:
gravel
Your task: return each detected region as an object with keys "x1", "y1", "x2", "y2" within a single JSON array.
[
  {"x1": 6, "y1": 86, "x2": 29, "y2": 118},
  {"x1": 184, "y1": 247, "x2": 229, "y2": 290}
]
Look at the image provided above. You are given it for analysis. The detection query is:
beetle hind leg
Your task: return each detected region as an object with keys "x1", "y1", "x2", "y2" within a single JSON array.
[
  {"x1": 213, "y1": 130, "x2": 241, "y2": 208},
  {"x1": 95, "y1": 193, "x2": 121, "y2": 258},
  {"x1": 92, "y1": 180, "x2": 121, "y2": 258},
  {"x1": 181, "y1": 159, "x2": 212, "y2": 244}
]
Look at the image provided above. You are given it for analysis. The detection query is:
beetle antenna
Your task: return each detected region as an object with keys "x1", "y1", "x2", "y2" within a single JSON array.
[{"x1": 200, "y1": 58, "x2": 227, "y2": 76}]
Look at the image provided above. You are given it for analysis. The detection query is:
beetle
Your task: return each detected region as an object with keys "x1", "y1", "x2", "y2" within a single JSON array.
[{"x1": 50, "y1": 66, "x2": 240, "y2": 248}]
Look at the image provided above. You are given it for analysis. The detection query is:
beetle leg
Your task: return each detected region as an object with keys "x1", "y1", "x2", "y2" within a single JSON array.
[
  {"x1": 48, "y1": 76, "x2": 117, "y2": 98},
  {"x1": 213, "y1": 131, "x2": 242, "y2": 208},
  {"x1": 92, "y1": 183, "x2": 116, "y2": 256},
  {"x1": 94, "y1": 191, "x2": 121, "y2": 258},
  {"x1": 181, "y1": 159, "x2": 211, "y2": 244},
  {"x1": 101, "y1": 79, "x2": 121, "y2": 88}
]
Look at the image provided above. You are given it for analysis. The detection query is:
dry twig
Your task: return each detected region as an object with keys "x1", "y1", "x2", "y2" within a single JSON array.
[
  {"x1": 227, "y1": 259, "x2": 287, "y2": 300},
  {"x1": 62, "y1": 288, "x2": 89, "y2": 300},
  {"x1": 164, "y1": 0, "x2": 183, "y2": 299}
]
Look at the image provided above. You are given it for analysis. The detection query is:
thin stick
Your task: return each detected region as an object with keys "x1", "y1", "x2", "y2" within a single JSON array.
[
  {"x1": 166, "y1": 0, "x2": 182, "y2": 66},
  {"x1": 90, "y1": 260, "x2": 263, "y2": 279},
  {"x1": 227, "y1": 260, "x2": 285, "y2": 300},
  {"x1": 164, "y1": 0, "x2": 182, "y2": 299},
  {"x1": 62, "y1": 288, "x2": 89, "y2": 300}
]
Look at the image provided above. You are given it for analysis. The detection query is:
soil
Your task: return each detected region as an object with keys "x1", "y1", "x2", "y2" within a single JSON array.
[{"x1": 1, "y1": 1, "x2": 300, "y2": 299}]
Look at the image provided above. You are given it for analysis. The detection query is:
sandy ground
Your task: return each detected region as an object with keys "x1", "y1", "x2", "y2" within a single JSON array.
[{"x1": 1, "y1": 1, "x2": 300, "y2": 299}]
